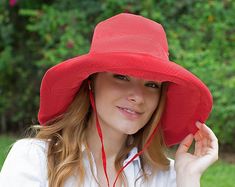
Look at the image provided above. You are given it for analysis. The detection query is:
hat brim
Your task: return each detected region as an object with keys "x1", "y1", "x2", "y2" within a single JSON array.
[{"x1": 38, "y1": 52, "x2": 213, "y2": 146}]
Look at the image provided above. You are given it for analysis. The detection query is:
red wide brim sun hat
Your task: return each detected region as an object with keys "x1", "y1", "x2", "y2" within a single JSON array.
[{"x1": 38, "y1": 13, "x2": 213, "y2": 147}]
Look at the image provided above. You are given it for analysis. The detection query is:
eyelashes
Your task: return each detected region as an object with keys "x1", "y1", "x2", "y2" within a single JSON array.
[
  {"x1": 113, "y1": 74, "x2": 129, "y2": 81},
  {"x1": 113, "y1": 74, "x2": 161, "y2": 89},
  {"x1": 145, "y1": 82, "x2": 160, "y2": 89}
]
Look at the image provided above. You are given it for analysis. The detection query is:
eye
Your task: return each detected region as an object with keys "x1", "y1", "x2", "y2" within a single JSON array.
[
  {"x1": 113, "y1": 74, "x2": 129, "y2": 81},
  {"x1": 145, "y1": 82, "x2": 160, "y2": 89}
]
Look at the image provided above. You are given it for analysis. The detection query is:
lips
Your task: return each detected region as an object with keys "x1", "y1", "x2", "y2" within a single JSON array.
[
  {"x1": 117, "y1": 106, "x2": 143, "y2": 119},
  {"x1": 117, "y1": 106, "x2": 143, "y2": 114}
]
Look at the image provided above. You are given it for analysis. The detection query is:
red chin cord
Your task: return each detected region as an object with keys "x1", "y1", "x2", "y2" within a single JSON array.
[
  {"x1": 88, "y1": 80, "x2": 160, "y2": 187},
  {"x1": 88, "y1": 80, "x2": 110, "y2": 187}
]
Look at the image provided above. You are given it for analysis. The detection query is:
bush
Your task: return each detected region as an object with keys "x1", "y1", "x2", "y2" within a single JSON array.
[{"x1": 0, "y1": 0, "x2": 234, "y2": 149}]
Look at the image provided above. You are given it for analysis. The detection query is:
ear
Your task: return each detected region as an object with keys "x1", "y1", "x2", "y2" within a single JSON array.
[
  {"x1": 87, "y1": 79, "x2": 95, "y2": 93},
  {"x1": 87, "y1": 73, "x2": 97, "y2": 92},
  {"x1": 88, "y1": 79, "x2": 92, "y2": 91}
]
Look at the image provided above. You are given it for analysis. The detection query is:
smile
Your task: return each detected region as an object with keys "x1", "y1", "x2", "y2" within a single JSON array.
[{"x1": 117, "y1": 106, "x2": 142, "y2": 119}]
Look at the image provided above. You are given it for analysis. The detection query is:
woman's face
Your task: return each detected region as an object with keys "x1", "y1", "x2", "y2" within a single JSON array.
[{"x1": 92, "y1": 72, "x2": 161, "y2": 135}]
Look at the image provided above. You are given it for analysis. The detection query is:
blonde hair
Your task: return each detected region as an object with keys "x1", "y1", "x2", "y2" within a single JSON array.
[{"x1": 32, "y1": 77, "x2": 169, "y2": 187}]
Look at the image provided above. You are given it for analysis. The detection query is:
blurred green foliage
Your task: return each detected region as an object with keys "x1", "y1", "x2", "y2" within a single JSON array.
[
  {"x1": 0, "y1": 135, "x2": 16, "y2": 169},
  {"x1": 201, "y1": 160, "x2": 235, "y2": 187},
  {"x1": 0, "y1": 0, "x2": 234, "y2": 149}
]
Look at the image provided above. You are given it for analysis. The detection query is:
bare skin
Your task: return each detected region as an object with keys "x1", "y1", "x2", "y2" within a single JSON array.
[
  {"x1": 87, "y1": 120, "x2": 219, "y2": 187},
  {"x1": 87, "y1": 114, "x2": 125, "y2": 187},
  {"x1": 86, "y1": 72, "x2": 161, "y2": 186},
  {"x1": 175, "y1": 121, "x2": 218, "y2": 187},
  {"x1": 86, "y1": 72, "x2": 219, "y2": 187}
]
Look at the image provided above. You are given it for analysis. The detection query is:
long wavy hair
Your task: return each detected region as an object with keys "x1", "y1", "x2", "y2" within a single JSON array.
[{"x1": 33, "y1": 74, "x2": 169, "y2": 187}]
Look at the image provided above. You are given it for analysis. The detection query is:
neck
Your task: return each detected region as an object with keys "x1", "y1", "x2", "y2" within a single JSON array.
[{"x1": 86, "y1": 113, "x2": 127, "y2": 162}]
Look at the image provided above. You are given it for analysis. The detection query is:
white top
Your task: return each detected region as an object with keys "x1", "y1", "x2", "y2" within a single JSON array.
[{"x1": 0, "y1": 139, "x2": 176, "y2": 187}]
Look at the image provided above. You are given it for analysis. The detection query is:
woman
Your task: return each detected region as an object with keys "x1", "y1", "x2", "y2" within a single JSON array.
[{"x1": 0, "y1": 13, "x2": 218, "y2": 187}]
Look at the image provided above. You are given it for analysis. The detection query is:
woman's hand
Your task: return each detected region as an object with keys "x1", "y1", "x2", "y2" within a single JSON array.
[{"x1": 174, "y1": 121, "x2": 219, "y2": 187}]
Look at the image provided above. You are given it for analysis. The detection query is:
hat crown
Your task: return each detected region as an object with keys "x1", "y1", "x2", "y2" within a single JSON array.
[{"x1": 90, "y1": 13, "x2": 169, "y2": 60}]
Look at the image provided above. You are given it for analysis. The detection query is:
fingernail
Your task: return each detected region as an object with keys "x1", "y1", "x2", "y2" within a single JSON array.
[{"x1": 196, "y1": 121, "x2": 201, "y2": 128}]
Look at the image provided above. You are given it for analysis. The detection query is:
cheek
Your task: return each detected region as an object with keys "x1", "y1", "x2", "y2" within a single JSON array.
[
  {"x1": 94, "y1": 86, "x2": 122, "y2": 115},
  {"x1": 95, "y1": 87, "x2": 121, "y2": 104}
]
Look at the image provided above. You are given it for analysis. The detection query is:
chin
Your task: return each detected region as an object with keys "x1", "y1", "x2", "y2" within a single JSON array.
[
  {"x1": 122, "y1": 127, "x2": 142, "y2": 135},
  {"x1": 116, "y1": 121, "x2": 145, "y2": 135}
]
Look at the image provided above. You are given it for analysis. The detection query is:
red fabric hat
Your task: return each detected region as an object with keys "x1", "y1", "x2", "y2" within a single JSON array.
[{"x1": 38, "y1": 13, "x2": 213, "y2": 146}]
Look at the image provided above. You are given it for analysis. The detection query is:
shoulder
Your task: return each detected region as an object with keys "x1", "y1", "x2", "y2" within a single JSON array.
[
  {"x1": 0, "y1": 138, "x2": 49, "y2": 187},
  {"x1": 2, "y1": 138, "x2": 49, "y2": 169},
  {"x1": 11, "y1": 138, "x2": 48, "y2": 152},
  {"x1": 5, "y1": 138, "x2": 48, "y2": 161}
]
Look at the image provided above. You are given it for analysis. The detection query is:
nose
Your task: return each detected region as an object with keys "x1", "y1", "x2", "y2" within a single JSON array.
[{"x1": 127, "y1": 84, "x2": 145, "y2": 104}]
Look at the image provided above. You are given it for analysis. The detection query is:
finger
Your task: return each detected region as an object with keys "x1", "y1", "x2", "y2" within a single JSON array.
[
  {"x1": 196, "y1": 122, "x2": 219, "y2": 158},
  {"x1": 196, "y1": 122, "x2": 218, "y2": 150},
  {"x1": 176, "y1": 133, "x2": 194, "y2": 155},
  {"x1": 194, "y1": 131, "x2": 203, "y2": 156},
  {"x1": 203, "y1": 125, "x2": 218, "y2": 149},
  {"x1": 202, "y1": 135, "x2": 209, "y2": 155},
  {"x1": 194, "y1": 130, "x2": 203, "y2": 141},
  {"x1": 194, "y1": 139, "x2": 203, "y2": 156},
  {"x1": 194, "y1": 130, "x2": 209, "y2": 156},
  {"x1": 196, "y1": 122, "x2": 216, "y2": 139}
]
